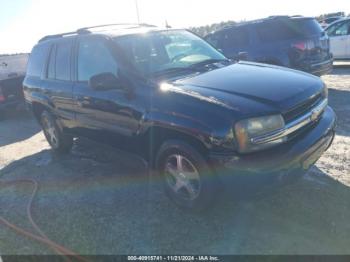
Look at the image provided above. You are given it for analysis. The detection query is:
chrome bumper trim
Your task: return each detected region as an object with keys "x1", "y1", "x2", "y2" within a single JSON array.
[{"x1": 251, "y1": 98, "x2": 328, "y2": 145}]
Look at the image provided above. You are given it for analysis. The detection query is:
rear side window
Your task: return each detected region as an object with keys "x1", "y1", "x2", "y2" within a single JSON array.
[
  {"x1": 257, "y1": 18, "x2": 323, "y2": 42},
  {"x1": 55, "y1": 40, "x2": 72, "y2": 81},
  {"x1": 222, "y1": 27, "x2": 250, "y2": 49},
  {"x1": 27, "y1": 44, "x2": 50, "y2": 77},
  {"x1": 257, "y1": 22, "x2": 297, "y2": 42},
  {"x1": 78, "y1": 38, "x2": 118, "y2": 82}
]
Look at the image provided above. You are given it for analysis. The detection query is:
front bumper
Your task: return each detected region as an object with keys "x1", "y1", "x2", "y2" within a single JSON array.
[{"x1": 209, "y1": 106, "x2": 336, "y2": 183}]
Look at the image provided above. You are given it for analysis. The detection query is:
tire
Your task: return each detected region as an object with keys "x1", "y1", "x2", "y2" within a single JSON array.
[
  {"x1": 40, "y1": 110, "x2": 73, "y2": 154},
  {"x1": 156, "y1": 140, "x2": 220, "y2": 211}
]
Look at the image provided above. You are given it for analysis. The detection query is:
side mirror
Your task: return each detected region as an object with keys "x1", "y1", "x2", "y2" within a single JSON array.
[
  {"x1": 238, "y1": 52, "x2": 248, "y2": 61},
  {"x1": 89, "y1": 72, "x2": 121, "y2": 91}
]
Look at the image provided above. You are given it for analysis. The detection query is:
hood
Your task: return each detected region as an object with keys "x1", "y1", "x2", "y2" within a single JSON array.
[{"x1": 172, "y1": 61, "x2": 325, "y2": 113}]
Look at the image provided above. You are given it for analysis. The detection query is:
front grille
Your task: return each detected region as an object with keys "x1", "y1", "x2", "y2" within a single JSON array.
[{"x1": 283, "y1": 93, "x2": 323, "y2": 123}]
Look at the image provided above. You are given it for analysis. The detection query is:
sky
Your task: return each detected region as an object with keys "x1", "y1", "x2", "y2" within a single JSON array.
[{"x1": 0, "y1": 0, "x2": 349, "y2": 54}]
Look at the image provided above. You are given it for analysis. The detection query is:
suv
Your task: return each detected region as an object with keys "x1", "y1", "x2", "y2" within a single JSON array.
[
  {"x1": 24, "y1": 24, "x2": 336, "y2": 210},
  {"x1": 0, "y1": 54, "x2": 28, "y2": 118},
  {"x1": 205, "y1": 16, "x2": 333, "y2": 76},
  {"x1": 325, "y1": 17, "x2": 350, "y2": 59}
]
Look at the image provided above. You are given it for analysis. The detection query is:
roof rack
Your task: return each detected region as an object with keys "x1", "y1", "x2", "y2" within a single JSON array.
[
  {"x1": 78, "y1": 23, "x2": 156, "y2": 32},
  {"x1": 267, "y1": 15, "x2": 290, "y2": 19},
  {"x1": 38, "y1": 31, "x2": 82, "y2": 43},
  {"x1": 38, "y1": 23, "x2": 157, "y2": 43}
]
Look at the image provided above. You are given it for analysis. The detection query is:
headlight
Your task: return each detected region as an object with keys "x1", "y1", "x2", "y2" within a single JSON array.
[{"x1": 234, "y1": 114, "x2": 285, "y2": 153}]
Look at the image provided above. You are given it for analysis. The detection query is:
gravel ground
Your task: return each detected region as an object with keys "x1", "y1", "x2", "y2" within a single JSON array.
[{"x1": 0, "y1": 65, "x2": 349, "y2": 255}]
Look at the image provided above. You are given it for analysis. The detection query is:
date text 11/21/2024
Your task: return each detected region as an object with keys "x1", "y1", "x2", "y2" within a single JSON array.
[{"x1": 127, "y1": 256, "x2": 220, "y2": 261}]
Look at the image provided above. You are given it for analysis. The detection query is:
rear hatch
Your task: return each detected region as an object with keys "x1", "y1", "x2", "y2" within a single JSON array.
[{"x1": 287, "y1": 18, "x2": 331, "y2": 63}]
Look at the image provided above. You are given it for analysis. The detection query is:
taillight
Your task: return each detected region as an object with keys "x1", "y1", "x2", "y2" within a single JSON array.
[
  {"x1": 292, "y1": 40, "x2": 315, "y2": 51},
  {"x1": 0, "y1": 88, "x2": 5, "y2": 102}
]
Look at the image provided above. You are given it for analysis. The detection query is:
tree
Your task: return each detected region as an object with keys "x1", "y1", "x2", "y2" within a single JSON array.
[
  {"x1": 189, "y1": 20, "x2": 237, "y2": 37},
  {"x1": 316, "y1": 12, "x2": 346, "y2": 21}
]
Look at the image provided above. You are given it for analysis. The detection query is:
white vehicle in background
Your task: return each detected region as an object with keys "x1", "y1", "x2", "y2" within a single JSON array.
[
  {"x1": 325, "y1": 18, "x2": 350, "y2": 59},
  {"x1": 0, "y1": 53, "x2": 28, "y2": 80}
]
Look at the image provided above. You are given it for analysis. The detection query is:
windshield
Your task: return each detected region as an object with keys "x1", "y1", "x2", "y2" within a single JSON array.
[{"x1": 114, "y1": 30, "x2": 227, "y2": 76}]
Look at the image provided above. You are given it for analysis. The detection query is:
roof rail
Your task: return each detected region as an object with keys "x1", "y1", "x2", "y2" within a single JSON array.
[
  {"x1": 38, "y1": 30, "x2": 84, "y2": 43},
  {"x1": 268, "y1": 15, "x2": 290, "y2": 19},
  {"x1": 77, "y1": 23, "x2": 156, "y2": 33},
  {"x1": 38, "y1": 23, "x2": 157, "y2": 43}
]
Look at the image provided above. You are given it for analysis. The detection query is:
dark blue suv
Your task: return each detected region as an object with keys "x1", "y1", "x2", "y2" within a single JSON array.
[
  {"x1": 205, "y1": 16, "x2": 333, "y2": 76},
  {"x1": 24, "y1": 24, "x2": 336, "y2": 210}
]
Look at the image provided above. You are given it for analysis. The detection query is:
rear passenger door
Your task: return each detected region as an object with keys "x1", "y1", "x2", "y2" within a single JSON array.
[{"x1": 45, "y1": 39, "x2": 75, "y2": 127}]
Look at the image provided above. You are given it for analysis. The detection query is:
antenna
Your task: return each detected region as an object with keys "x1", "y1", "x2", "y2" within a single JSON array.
[
  {"x1": 165, "y1": 20, "x2": 172, "y2": 29},
  {"x1": 135, "y1": 0, "x2": 140, "y2": 24}
]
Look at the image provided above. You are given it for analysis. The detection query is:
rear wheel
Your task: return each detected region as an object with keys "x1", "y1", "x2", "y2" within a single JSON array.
[
  {"x1": 40, "y1": 110, "x2": 73, "y2": 154},
  {"x1": 156, "y1": 140, "x2": 219, "y2": 211}
]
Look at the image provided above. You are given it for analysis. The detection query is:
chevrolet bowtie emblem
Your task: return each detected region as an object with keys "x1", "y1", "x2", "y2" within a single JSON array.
[{"x1": 311, "y1": 107, "x2": 322, "y2": 121}]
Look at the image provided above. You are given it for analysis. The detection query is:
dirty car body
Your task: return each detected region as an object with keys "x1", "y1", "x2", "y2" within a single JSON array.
[{"x1": 23, "y1": 25, "x2": 336, "y2": 209}]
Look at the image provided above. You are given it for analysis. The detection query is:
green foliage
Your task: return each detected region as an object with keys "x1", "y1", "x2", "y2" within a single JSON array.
[
  {"x1": 316, "y1": 12, "x2": 346, "y2": 21},
  {"x1": 189, "y1": 20, "x2": 237, "y2": 37}
]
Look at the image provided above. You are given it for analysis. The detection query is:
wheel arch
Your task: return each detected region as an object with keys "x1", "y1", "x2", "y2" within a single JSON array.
[
  {"x1": 32, "y1": 102, "x2": 49, "y2": 122},
  {"x1": 142, "y1": 125, "x2": 211, "y2": 167}
]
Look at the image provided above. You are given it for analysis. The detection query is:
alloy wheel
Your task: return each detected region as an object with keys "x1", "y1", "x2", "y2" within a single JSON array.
[
  {"x1": 164, "y1": 154, "x2": 201, "y2": 201},
  {"x1": 42, "y1": 115, "x2": 59, "y2": 148}
]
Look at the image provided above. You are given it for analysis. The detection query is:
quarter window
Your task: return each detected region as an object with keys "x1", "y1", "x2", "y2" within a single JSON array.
[
  {"x1": 78, "y1": 38, "x2": 118, "y2": 82},
  {"x1": 27, "y1": 43, "x2": 50, "y2": 77}
]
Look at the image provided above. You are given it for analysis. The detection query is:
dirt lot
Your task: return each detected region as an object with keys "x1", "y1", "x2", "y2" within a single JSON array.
[{"x1": 0, "y1": 65, "x2": 350, "y2": 255}]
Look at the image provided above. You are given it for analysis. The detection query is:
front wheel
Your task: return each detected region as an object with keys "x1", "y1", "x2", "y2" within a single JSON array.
[
  {"x1": 40, "y1": 110, "x2": 73, "y2": 154},
  {"x1": 156, "y1": 140, "x2": 220, "y2": 211}
]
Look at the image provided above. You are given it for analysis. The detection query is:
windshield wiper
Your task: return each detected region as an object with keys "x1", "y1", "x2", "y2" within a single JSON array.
[
  {"x1": 189, "y1": 58, "x2": 230, "y2": 69},
  {"x1": 151, "y1": 67, "x2": 197, "y2": 77},
  {"x1": 151, "y1": 59, "x2": 231, "y2": 78}
]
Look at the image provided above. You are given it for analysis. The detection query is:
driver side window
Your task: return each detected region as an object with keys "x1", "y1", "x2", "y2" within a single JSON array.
[
  {"x1": 78, "y1": 38, "x2": 118, "y2": 82},
  {"x1": 327, "y1": 21, "x2": 350, "y2": 36}
]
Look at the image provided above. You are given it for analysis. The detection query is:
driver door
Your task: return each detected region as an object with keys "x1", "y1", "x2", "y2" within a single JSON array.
[{"x1": 73, "y1": 35, "x2": 139, "y2": 139}]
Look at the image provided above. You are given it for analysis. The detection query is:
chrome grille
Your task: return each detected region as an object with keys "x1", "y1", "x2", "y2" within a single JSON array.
[
  {"x1": 283, "y1": 93, "x2": 323, "y2": 123},
  {"x1": 251, "y1": 99, "x2": 328, "y2": 145}
]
